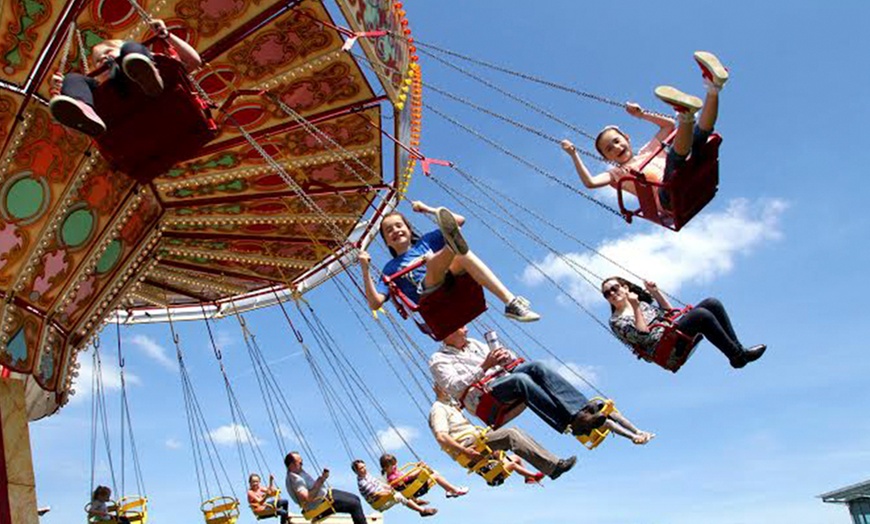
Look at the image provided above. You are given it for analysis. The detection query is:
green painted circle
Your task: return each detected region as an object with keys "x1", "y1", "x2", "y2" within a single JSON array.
[
  {"x1": 96, "y1": 240, "x2": 123, "y2": 274},
  {"x1": 61, "y1": 208, "x2": 95, "y2": 247},
  {"x1": 5, "y1": 177, "x2": 44, "y2": 220}
]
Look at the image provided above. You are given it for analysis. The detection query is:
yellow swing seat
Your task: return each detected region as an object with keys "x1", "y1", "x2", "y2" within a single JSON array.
[
  {"x1": 201, "y1": 495, "x2": 240, "y2": 524},
  {"x1": 302, "y1": 489, "x2": 336, "y2": 522},
  {"x1": 450, "y1": 427, "x2": 512, "y2": 486},
  {"x1": 251, "y1": 489, "x2": 283, "y2": 520},
  {"x1": 368, "y1": 491, "x2": 399, "y2": 512},
  {"x1": 388, "y1": 463, "x2": 436, "y2": 499},
  {"x1": 575, "y1": 398, "x2": 616, "y2": 450},
  {"x1": 117, "y1": 495, "x2": 148, "y2": 524}
]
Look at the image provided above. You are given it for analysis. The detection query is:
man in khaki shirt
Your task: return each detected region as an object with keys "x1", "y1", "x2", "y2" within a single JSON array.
[{"x1": 429, "y1": 385, "x2": 577, "y2": 480}]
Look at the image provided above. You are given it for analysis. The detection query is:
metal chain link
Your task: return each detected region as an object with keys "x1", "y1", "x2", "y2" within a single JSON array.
[{"x1": 425, "y1": 103, "x2": 624, "y2": 219}]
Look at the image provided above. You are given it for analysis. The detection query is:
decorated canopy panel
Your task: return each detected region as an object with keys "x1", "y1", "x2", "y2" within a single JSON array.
[{"x1": 0, "y1": 0, "x2": 417, "y2": 419}]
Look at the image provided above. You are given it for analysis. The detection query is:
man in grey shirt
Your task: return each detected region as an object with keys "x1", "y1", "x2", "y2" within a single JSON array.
[{"x1": 284, "y1": 451, "x2": 367, "y2": 524}]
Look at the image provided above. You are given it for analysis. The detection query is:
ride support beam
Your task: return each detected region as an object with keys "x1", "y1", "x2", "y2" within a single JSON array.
[
  {"x1": 160, "y1": 182, "x2": 389, "y2": 209},
  {"x1": 0, "y1": 378, "x2": 39, "y2": 524}
]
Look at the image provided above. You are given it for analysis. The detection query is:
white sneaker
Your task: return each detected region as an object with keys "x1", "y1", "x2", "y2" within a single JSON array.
[
  {"x1": 654, "y1": 86, "x2": 703, "y2": 116},
  {"x1": 505, "y1": 296, "x2": 540, "y2": 322},
  {"x1": 694, "y1": 51, "x2": 729, "y2": 88}
]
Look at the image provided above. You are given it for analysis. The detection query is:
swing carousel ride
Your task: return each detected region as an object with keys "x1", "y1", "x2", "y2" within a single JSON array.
[{"x1": 0, "y1": 0, "x2": 735, "y2": 520}]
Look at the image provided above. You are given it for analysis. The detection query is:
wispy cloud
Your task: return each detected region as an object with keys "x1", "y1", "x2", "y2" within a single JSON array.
[
  {"x1": 209, "y1": 423, "x2": 265, "y2": 446},
  {"x1": 165, "y1": 438, "x2": 183, "y2": 450},
  {"x1": 69, "y1": 352, "x2": 141, "y2": 404},
  {"x1": 376, "y1": 426, "x2": 419, "y2": 452},
  {"x1": 127, "y1": 334, "x2": 177, "y2": 371},
  {"x1": 522, "y1": 198, "x2": 787, "y2": 305}
]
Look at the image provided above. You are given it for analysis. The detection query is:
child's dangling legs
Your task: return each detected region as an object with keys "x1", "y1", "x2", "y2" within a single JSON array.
[
  {"x1": 694, "y1": 51, "x2": 728, "y2": 134},
  {"x1": 653, "y1": 86, "x2": 702, "y2": 209},
  {"x1": 118, "y1": 41, "x2": 164, "y2": 96},
  {"x1": 49, "y1": 74, "x2": 107, "y2": 136},
  {"x1": 425, "y1": 207, "x2": 540, "y2": 322},
  {"x1": 430, "y1": 471, "x2": 468, "y2": 498}
]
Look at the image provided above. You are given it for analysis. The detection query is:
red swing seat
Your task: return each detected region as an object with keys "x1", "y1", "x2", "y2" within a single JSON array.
[
  {"x1": 616, "y1": 131, "x2": 722, "y2": 232},
  {"x1": 630, "y1": 306, "x2": 702, "y2": 373},
  {"x1": 90, "y1": 39, "x2": 218, "y2": 184},
  {"x1": 459, "y1": 358, "x2": 527, "y2": 429},
  {"x1": 382, "y1": 258, "x2": 487, "y2": 341}
]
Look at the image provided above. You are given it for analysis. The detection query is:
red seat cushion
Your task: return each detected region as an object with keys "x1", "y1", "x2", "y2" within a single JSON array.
[
  {"x1": 417, "y1": 272, "x2": 487, "y2": 341},
  {"x1": 93, "y1": 54, "x2": 217, "y2": 184}
]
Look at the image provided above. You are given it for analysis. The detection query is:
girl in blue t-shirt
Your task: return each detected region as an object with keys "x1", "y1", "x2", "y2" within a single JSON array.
[{"x1": 359, "y1": 201, "x2": 539, "y2": 322}]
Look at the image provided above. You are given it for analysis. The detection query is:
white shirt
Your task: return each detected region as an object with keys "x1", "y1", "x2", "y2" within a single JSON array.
[
  {"x1": 429, "y1": 338, "x2": 516, "y2": 401},
  {"x1": 429, "y1": 399, "x2": 478, "y2": 442}
]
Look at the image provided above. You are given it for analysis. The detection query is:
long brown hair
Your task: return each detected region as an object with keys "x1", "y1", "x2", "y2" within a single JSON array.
[
  {"x1": 379, "y1": 211, "x2": 421, "y2": 258},
  {"x1": 601, "y1": 276, "x2": 653, "y2": 313}
]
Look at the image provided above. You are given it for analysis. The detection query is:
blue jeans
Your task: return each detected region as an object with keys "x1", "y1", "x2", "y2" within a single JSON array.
[
  {"x1": 488, "y1": 361, "x2": 588, "y2": 434},
  {"x1": 660, "y1": 125, "x2": 713, "y2": 208}
]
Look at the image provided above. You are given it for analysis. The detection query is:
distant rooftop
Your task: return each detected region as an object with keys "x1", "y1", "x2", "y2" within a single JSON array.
[{"x1": 820, "y1": 479, "x2": 870, "y2": 504}]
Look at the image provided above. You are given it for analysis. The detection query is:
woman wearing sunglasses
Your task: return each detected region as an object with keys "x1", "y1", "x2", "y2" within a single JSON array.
[{"x1": 600, "y1": 277, "x2": 766, "y2": 370}]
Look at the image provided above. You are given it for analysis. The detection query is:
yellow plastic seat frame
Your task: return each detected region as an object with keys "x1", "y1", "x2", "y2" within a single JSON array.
[
  {"x1": 575, "y1": 398, "x2": 616, "y2": 450},
  {"x1": 117, "y1": 496, "x2": 148, "y2": 524},
  {"x1": 85, "y1": 499, "x2": 120, "y2": 524},
  {"x1": 250, "y1": 489, "x2": 282, "y2": 520},
  {"x1": 301, "y1": 489, "x2": 336, "y2": 522},
  {"x1": 451, "y1": 427, "x2": 512, "y2": 486},
  {"x1": 201, "y1": 495, "x2": 240, "y2": 524},
  {"x1": 388, "y1": 463, "x2": 436, "y2": 499},
  {"x1": 368, "y1": 491, "x2": 398, "y2": 512}
]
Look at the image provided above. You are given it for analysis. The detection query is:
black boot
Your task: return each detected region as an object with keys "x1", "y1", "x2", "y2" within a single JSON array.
[{"x1": 730, "y1": 344, "x2": 767, "y2": 369}]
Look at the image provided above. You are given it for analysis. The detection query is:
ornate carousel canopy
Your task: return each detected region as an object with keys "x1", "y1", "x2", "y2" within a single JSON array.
[{"x1": 0, "y1": 0, "x2": 421, "y2": 419}]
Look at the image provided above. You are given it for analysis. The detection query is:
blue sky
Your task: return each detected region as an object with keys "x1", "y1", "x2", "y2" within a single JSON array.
[{"x1": 29, "y1": 1, "x2": 870, "y2": 523}]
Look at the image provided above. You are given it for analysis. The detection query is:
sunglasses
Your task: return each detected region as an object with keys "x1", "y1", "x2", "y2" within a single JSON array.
[{"x1": 601, "y1": 284, "x2": 621, "y2": 298}]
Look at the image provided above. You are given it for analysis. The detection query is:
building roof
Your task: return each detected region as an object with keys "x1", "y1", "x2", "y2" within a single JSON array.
[{"x1": 820, "y1": 479, "x2": 870, "y2": 503}]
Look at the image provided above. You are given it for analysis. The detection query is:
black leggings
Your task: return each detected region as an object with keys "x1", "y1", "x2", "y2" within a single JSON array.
[
  {"x1": 675, "y1": 298, "x2": 743, "y2": 362},
  {"x1": 60, "y1": 41, "x2": 153, "y2": 107}
]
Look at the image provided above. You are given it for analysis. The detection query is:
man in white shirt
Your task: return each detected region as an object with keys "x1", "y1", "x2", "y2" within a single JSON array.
[{"x1": 429, "y1": 326, "x2": 606, "y2": 437}]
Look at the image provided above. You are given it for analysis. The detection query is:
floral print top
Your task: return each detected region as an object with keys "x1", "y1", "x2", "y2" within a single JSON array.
[{"x1": 609, "y1": 301, "x2": 667, "y2": 354}]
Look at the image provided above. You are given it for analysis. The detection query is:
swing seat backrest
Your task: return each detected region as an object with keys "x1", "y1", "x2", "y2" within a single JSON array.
[
  {"x1": 632, "y1": 306, "x2": 702, "y2": 373},
  {"x1": 450, "y1": 427, "x2": 512, "y2": 486},
  {"x1": 201, "y1": 496, "x2": 240, "y2": 524},
  {"x1": 301, "y1": 491, "x2": 336, "y2": 522},
  {"x1": 92, "y1": 52, "x2": 218, "y2": 184},
  {"x1": 460, "y1": 358, "x2": 527, "y2": 429},
  {"x1": 575, "y1": 398, "x2": 615, "y2": 450},
  {"x1": 616, "y1": 133, "x2": 722, "y2": 232},
  {"x1": 389, "y1": 464, "x2": 436, "y2": 499},
  {"x1": 382, "y1": 260, "x2": 487, "y2": 341},
  {"x1": 368, "y1": 492, "x2": 398, "y2": 512},
  {"x1": 116, "y1": 496, "x2": 147, "y2": 524}
]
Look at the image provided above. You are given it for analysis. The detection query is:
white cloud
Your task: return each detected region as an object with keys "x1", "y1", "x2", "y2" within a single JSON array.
[
  {"x1": 165, "y1": 438, "x2": 183, "y2": 450},
  {"x1": 209, "y1": 423, "x2": 265, "y2": 446},
  {"x1": 127, "y1": 334, "x2": 177, "y2": 371},
  {"x1": 542, "y1": 358, "x2": 600, "y2": 394},
  {"x1": 278, "y1": 423, "x2": 305, "y2": 445},
  {"x1": 216, "y1": 330, "x2": 235, "y2": 352},
  {"x1": 376, "y1": 426, "x2": 419, "y2": 452},
  {"x1": 522, "y1": 198, "x2": 787, "y2": 305},
  {"x1": 69, "y1": 352, "x2": 141, "y2": 404}
]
